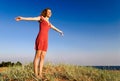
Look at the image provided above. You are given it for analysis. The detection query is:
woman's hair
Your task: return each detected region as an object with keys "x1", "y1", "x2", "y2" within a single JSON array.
[{"x1": 40, "y1": 8, "x2": 51, "y2": 17}]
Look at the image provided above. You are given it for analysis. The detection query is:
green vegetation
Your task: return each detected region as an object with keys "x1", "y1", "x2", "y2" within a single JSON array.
[
  {"x1": 0, "y1": 61, "x2": 22, "y2": 67},
  {"x1": 0, "y1": 62, "x2": 120, "y2": 81}
]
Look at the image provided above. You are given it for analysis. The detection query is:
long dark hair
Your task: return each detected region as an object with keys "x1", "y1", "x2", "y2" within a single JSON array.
[{"x1": 40, "y1": 8, "x2": 51, "y2": 17}]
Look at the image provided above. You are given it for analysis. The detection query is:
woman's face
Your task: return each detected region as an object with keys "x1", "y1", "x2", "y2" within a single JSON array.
[{"x1": 46, "y1": 9, "x2": 52, "y2": 18}]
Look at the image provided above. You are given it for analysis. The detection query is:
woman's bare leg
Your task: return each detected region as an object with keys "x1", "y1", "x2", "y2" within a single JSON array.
[
  {"x1": 33, "y1": 50, "x2": 42, "y2": 77},
  {"x1": 39, "y1": 51, "x2": 46, "y2": 77}
]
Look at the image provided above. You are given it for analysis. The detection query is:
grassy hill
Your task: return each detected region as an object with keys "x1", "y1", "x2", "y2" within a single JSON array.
[{"x1": 0, "y1": 62, "x2": 120, "y2": 81}]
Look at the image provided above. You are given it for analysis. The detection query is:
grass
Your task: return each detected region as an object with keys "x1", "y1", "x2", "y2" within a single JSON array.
[{"x1": 0, "y1": 62, "x2": 120, "y2": 81}]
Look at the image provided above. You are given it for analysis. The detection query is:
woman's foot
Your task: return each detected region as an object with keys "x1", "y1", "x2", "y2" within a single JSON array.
[
  {"x1": 32, "y1": 74, "x2": 41, "y2": 80},
  {"x1": 39, "y1": 74, "x2": 43, "y2": 78}
]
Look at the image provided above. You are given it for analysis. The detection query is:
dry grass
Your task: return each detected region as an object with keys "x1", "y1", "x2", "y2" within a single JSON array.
[{"x1": 0, "y1": 62, "x2": 120, "y2": 81}]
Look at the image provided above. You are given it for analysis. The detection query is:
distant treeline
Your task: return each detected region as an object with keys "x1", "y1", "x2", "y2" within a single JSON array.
[
  {"x1": 0, "y1": 61, "x2": 22, "y2": 67},
  {"x1": 92, "y1": 66, "x2": 120, "y2": 70}
]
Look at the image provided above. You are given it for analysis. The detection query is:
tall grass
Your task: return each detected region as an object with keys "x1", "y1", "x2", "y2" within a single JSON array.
[{"x1": 0, "y1": 62, "x2": 120, "y2": 81}]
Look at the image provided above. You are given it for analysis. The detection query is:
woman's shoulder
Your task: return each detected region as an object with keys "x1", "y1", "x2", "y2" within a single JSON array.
[
  {"x1": 40, "y1": 15, "x2": 44, "y2": 18},
  {"x1": 40, "y1": 16, "x2": 45, "y2": 21}
]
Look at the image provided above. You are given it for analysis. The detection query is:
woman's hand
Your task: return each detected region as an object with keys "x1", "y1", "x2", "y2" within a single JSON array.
[
  {"x1": 15, "y1": 16, "x2": 22, "y2": 21},
  {"x1": 60, "y1": 31, "x2": 64, "y2": 36}
]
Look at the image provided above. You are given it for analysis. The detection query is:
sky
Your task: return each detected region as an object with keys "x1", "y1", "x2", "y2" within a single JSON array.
[{"x1": 0, "y1": 0, "x2": 120, "y2": 65}]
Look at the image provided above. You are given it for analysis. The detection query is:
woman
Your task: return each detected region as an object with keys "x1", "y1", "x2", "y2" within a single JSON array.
[{"x1": 15, "y1": 8, "x2": 63, "y2": 78}]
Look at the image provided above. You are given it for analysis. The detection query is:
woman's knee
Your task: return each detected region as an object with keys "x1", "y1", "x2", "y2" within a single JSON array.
[
  {"x1": 36, "y1": 50, "x2": 42, "y2": 57},
  {"x1": 40, "y1": 51, "x2": 46, "y2": 59}
]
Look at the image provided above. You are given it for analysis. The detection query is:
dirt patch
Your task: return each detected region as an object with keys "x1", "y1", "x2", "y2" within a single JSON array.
[{"x1": 0, "y1": 67, "x2": 7, "y2": 72}]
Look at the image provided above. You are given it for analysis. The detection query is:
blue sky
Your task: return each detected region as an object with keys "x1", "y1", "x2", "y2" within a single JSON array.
[{"x1": 0, "y1": 0, "x2": 120, "y2": 65}]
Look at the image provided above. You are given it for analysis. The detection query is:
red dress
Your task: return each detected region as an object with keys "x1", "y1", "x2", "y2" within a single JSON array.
[{"x1": 35, "y1": 16, "x2": 51, "y2": 51}]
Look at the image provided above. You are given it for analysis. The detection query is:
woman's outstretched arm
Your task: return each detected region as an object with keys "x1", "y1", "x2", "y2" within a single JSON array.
[
  {"x1": 15, "y1": 16, "x2": 40, "y2": 21},
  {"x1": 51, "y1": 24, "x2": 64, "y2": 36}
]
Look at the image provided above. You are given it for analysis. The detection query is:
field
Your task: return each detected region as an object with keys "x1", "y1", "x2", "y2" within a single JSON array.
[{"x1": 0, "y1": 62, "x2": 120, "y2": 81}]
